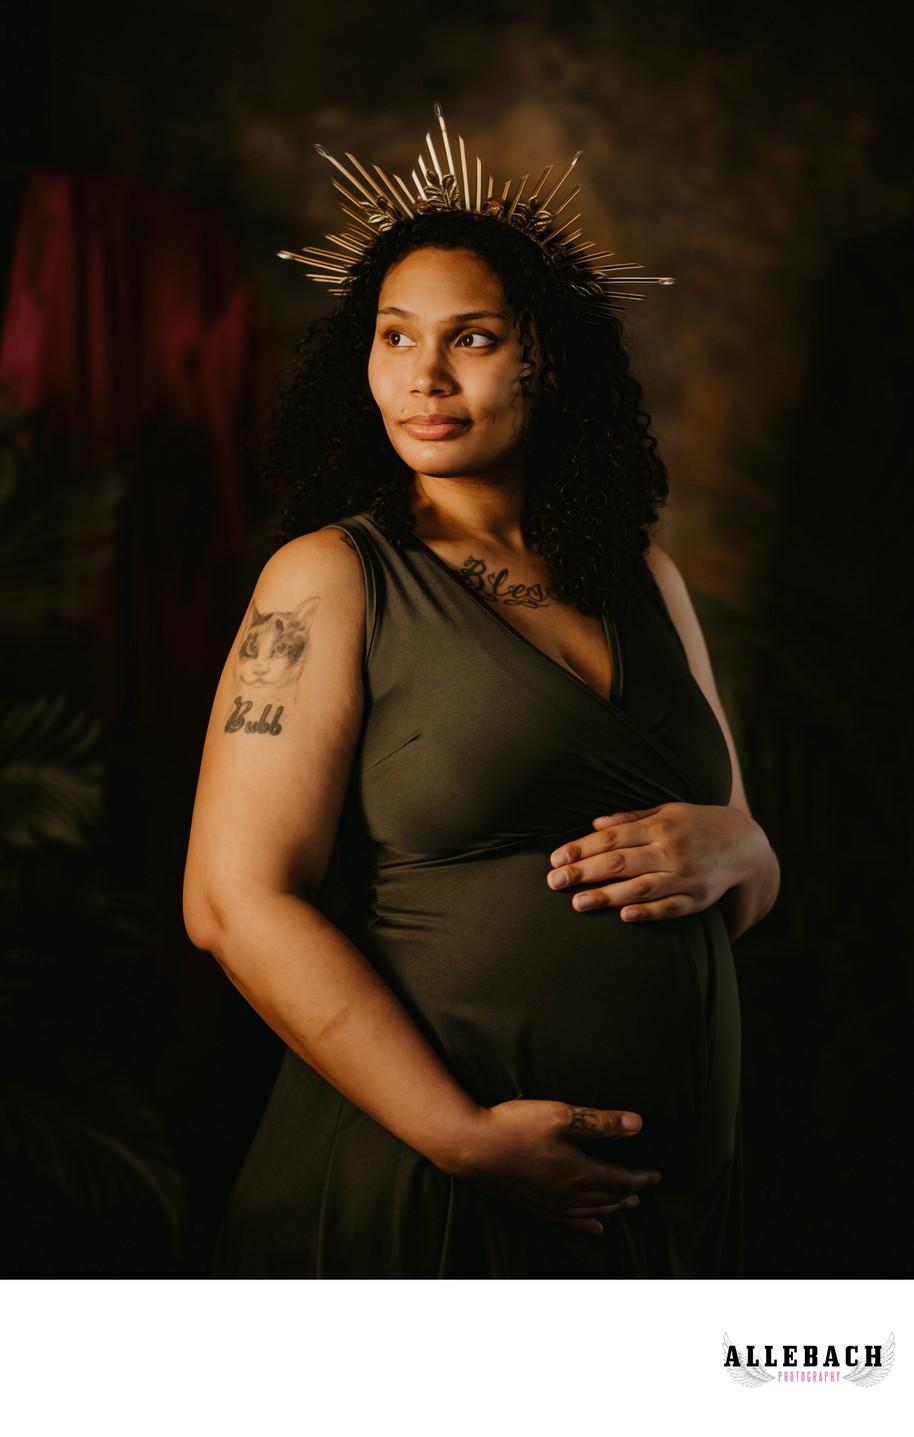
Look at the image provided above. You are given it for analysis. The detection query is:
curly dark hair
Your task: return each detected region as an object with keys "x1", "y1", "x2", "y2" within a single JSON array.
[{"x1": 264, "y1": 209, "x2": 668, "y2": 613}]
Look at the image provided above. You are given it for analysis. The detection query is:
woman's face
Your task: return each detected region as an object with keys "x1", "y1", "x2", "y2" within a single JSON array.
[{"x1": 367, "y1": 246, "x2": 534, "y2": 483}]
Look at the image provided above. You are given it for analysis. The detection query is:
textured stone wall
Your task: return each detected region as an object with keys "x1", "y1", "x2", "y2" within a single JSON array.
[{"x1": 36, "y1": 0, "x2": 914, "y2": 596}]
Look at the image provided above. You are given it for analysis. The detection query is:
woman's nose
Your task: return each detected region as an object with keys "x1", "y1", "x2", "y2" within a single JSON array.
[{"x1": 410, "y1": 348, "x2": 455, "y2": 395}]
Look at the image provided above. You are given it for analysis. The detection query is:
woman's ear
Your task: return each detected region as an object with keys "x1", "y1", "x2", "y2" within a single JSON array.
[{"x1": 534, "y1": 345, "x2": 559, "y2": 395}]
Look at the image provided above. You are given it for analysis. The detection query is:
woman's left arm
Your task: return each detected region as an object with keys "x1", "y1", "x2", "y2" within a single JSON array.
[{"x1": 547, "y1": 545, "x2": 780, "y2": 940}]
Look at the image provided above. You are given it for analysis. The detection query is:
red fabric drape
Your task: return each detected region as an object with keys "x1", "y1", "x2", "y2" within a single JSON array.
[
  {"x1": 0, "y1": 170, "x2": 273, "y2": 749},
  {"x1": 1, "y1": 171, "x2": 280, "y2": 1146}
]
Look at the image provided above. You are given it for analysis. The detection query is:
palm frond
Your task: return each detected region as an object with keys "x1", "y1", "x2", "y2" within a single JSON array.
[
  {"x1": 0, "y1": 1075, "x2": 186, "y2": 1254},
  {"x1": 0, "y1": 697, "x2": 103, "y2": 851},
  {"x1": 0, "y1": 406, "x2": 123, "y2": 621}
]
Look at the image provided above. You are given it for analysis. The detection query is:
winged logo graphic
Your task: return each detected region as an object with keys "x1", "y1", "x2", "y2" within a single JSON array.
[
  {"x1": 843, "y1": 1332, "x2": 895, "y2": 1387},
  {"x1": 721, "y1": 1334, "x2": 775, "y2": 1387}
]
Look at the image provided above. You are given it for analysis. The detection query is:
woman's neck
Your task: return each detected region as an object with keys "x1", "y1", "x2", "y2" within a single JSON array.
[{"x1": 411, "y1": 468, "x2": 528, "y2": 550}]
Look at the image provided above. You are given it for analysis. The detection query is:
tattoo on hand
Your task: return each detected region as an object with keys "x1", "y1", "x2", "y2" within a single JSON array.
[
  {"x1": 233, "y1": 596, "x2": 321, "y2": 690},
  {"x1": 225, "y1": 698, "x2": 284, "y2": 735},
  {"x1": 568, "y1": 1107, "x2": 600, "y2": 1132},
  {"x1": 457, "y1": 556, "x2": 561, "y2": 609}
]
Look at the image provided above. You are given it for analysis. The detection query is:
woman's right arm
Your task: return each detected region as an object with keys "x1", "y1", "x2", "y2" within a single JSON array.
[{"x1": 183, "y1": 531, "x2": 658, "y2": 1232}]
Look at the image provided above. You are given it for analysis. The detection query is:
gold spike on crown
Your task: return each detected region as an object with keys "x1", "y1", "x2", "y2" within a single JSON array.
[{"x1": 279, "y1": 104, "x2": 674, "y2": 316}]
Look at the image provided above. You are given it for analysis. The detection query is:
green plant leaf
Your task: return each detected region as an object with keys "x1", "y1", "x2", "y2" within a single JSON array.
[
  {"x1": 0, "y1": 1074, "x2": 186, "y2": 1254},
  {"x1": 0, "y1": 697, "x2": 103, "y2": 851},
  {"x1": 0, "y1": 441, "x2": 123, "y2": 621}
]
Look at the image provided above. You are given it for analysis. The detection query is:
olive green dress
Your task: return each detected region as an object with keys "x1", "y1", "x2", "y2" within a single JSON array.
[{"x1": 213, "y1": 513, "x2": 741, "y2": 1278}]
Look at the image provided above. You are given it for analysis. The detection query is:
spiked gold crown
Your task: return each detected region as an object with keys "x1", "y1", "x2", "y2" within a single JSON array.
[{"x1": 279, "y1": 105, "x2": 673, "y2": 317}]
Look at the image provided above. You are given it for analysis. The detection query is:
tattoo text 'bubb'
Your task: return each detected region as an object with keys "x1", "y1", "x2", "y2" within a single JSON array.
[{"x1": 225, "y1": 698, "x2": 284, "y2": 735}]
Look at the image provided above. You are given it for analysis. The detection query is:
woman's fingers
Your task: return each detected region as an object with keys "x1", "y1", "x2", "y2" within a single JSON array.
[
  {"x1": 543, "y1": 1193, "x2": 646, "y2": 1236},
  {"x1": 550, "y1": 858, "x2": 698, "y2": 914},
  {"x1": 547, "y1": 846, "x2": 636, "y2": 887},
  {"x1": 544, "y1": 1216, "x2": 606, "y2": 1234},
  {"x1": 560, "y1": 1196, "x2": 640, "y2": 1216},
  {"x1": 534, "y1": 1180, "x2": 653, "y2": 1221},
  {"x1": 548, "y1": 806, "x2": 729, "y2": 912},
  {"x1": 574, "y1": 884, "x2": 698, "y2": 918},
  {"x1": 467, "y1": 1099, "x2": 661, "y2": 1222},
  {"x1": 546, "y1": 810, "x2": 717, "y2": 916},
  {"x1": 618, "y1": 896, "x2": 695, "y2": 922},
  {"x1": 591, "y1": 809, "x2": 660, "y2": 829},
  {"x1": 547, "y1": 848, "x2": 670, "y2": 891},
  {"x1": 564, "y1": 1103, "x2": 642, "y2": 1137},
  {"x1": 572, "y1": 1168, "x2": 662, "y2": 1200},
  {"x1": 533, "y1": 1174, "x2": 659, "y2": 1212},
  {"x1": 548, "y1": 813, "x2": 656, "y2": 871},
  {"x1": 559, "y1": 1107, "x2": 661, "y2": 1202},
  {"x1": 557, "y1": 804, "x2": 760, "y2": 925}
]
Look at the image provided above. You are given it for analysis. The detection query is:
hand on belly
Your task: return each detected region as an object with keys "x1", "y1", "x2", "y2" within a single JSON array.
[{"x1": 439, "y1": 1098, "x2": 661, "y2": 1235}]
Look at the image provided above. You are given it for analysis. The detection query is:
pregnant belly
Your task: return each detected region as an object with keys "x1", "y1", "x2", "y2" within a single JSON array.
[{"x1": 343, "y1": 843, "x2": 740, "y2": 1177}]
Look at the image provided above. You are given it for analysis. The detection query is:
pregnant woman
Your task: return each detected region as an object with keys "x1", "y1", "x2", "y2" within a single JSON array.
[{"x1": 183, "y1": 112, "x2": 779, "y2": 1277}]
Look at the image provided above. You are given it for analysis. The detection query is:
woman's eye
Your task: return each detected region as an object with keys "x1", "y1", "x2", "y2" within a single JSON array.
[
  {"x1": 456, "y1": 332, "x2": 496, "y2": 349},
  {"x1": 386, "y1": 330, "x2": 416, "y2": 348}
]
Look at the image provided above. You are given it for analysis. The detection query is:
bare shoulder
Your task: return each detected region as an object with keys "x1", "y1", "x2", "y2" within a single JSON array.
[
  {"x1": 645, "y1": 542, "x2": 687, "y2": 599},
  {"x1": 255, "y1": 527, "x2": 365, "y2": 611},
  {"x1": 646, "y1": 541, "x2": 751, "y2": 809},
  {"x1": 225, "y1": 526, "x2": 366, "y2": 710},
  {"x1": 645, "y1": 542, "x2": 697, "y2": 633},
  {"x1": 645, "y1": 539, "x2": 719, "y2": 677},
  {"x1": 185, "y1": 529, "x2": 367, "y2": 929}
]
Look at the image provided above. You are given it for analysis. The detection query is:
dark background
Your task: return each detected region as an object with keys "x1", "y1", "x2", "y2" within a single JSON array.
[{"x1": 1, "y1": 0, "x2": 911, "y2": 1278}]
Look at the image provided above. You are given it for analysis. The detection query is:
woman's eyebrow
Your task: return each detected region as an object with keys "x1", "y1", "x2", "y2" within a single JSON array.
[{"x1": 377, "y1": 306, "x2": 510, "y2": 322}]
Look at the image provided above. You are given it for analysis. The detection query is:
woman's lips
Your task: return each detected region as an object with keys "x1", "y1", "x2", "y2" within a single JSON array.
[{"x1": 401, "y1": 415, "x2": 471, "y2": 441}]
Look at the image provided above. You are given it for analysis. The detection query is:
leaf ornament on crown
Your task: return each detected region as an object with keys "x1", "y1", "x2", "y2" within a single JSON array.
[{"x1": 279, "y1": 104, "x2": 674, "y2": 317}]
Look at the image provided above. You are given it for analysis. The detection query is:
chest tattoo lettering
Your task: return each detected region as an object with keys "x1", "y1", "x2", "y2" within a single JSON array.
[{"x1": 457, "y1": 555, "x2": 561, "y2": 609}]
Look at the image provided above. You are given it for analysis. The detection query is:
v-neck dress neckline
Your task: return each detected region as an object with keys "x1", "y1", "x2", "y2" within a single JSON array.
[{"x1": 401, "y1": 527, "x2": 624, "y2": 709}]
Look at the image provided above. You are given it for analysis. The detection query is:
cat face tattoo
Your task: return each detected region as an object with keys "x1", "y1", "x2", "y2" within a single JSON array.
[
  {"x1": 233, "y1": 597, "x2": 320, "y2": 689},
  {"x1": 225, "y1": 596, "x2": 320, "y2": 737}
]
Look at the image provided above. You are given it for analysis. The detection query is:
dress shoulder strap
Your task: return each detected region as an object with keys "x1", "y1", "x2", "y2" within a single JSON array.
[
  {"x1": 320, "y1": 513, "x2": 382, "y2": 661},
  {"x1": 636, "y1": 555, "x2": 687, "y2": 655}
]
